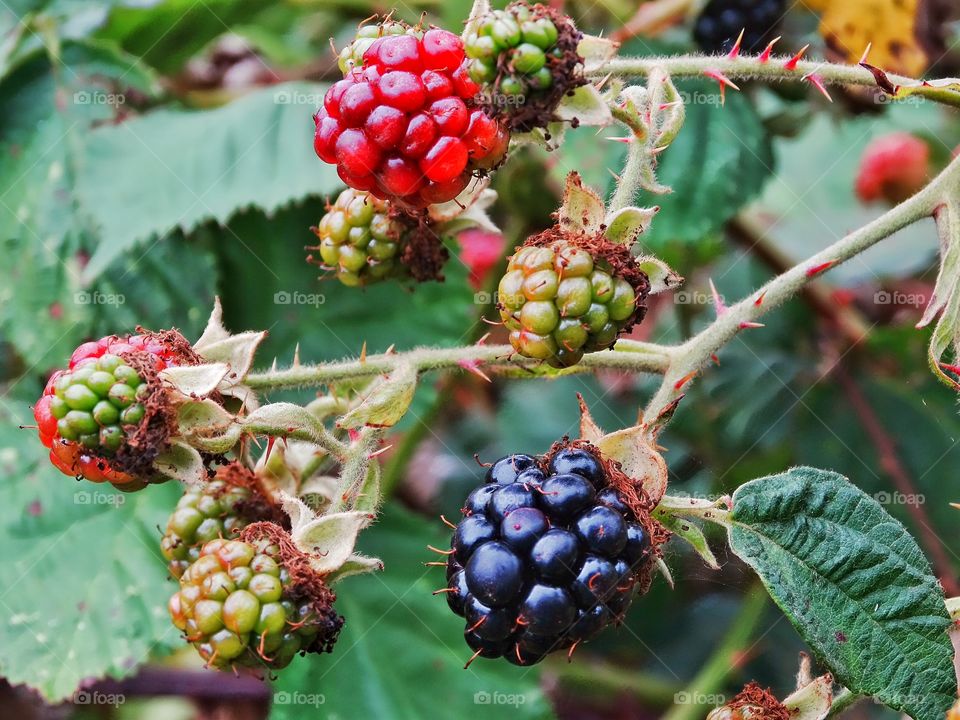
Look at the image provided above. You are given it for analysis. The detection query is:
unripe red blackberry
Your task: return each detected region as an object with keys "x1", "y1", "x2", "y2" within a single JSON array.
[
  {"x1": 161, "y1": 463, "x2": 286, "y2": 579},
  {"x1": 437, "y1": 442, "x2": 663, "y2": 667},
  {"x1": 464, "y1": 1, "x2": 584, "y2": 131},
  {"x1": 315, "y1": 22, "x2": 510, "y2": 208},
  {"x1": 169, "y1": 524, "x2": 343, "y2": 670},
  {"x1": 497, "y1": 230, "x2": 650, "y2": 367},
  {"x1": 34, "y1": 332, "x2": 198, "y2": 488}
]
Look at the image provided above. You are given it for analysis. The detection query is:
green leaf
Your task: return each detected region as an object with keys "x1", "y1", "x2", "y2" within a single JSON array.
[
  {"x1": 729, "y1": 467, "x2": 956, "y2": 720},
  {"x1": 271, "y1": 508, "x2": 550, "y2": 720},
  {"x1": 79, "y1": 81, "x2": 339, "y2": 280},
  {"x1": 0, "y1": 403, "x2": 180, "y2": 701},
  {"x1": 0, "y1": 41, "x2": 159, "y2": 364}
]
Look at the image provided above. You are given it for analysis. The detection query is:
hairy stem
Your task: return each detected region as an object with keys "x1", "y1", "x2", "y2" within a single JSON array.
[
  {"x1": 608, "y1": 135, "x2": 650, "y2": 213},
  {"x1": 591, "y1": 55, "x2": 960, "y2": 109},
  {"x1": 644, "y1": 152, "x2": 960, "y2": 422},
  {"x1": 663, "y1": 588, "x2": 769, "y2": 720},
  {"x1": 246, "y1": 341, "x2": 674, "y2": 390}
]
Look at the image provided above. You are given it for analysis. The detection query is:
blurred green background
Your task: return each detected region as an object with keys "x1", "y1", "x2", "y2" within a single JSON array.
[{"x1": 2, "y1": 0, "x2": 959, "y2": 718}]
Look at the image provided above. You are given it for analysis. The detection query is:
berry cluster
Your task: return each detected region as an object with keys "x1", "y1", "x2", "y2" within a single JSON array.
[
  {"x1": 309, "y1": 188, "x2": 407, "y2": 286},
  {"x1": 315, "y1": 26, "x2": 510, "y2": 209},
  {"x1": 34, "y1": 334, "x2": 180, "y2": 487},
  {"x1": 498, "y1": 234, "x2": 648, "y2": 367},
  {"x1": 169, "y1": 532, "x2": 343, "y2": 669},
  {"x1": 464, "y1": 2, "x2": 582, "y2": 130},
  {"x1": 442, "y1": 446, "x2": 655, "y2": 666},
  {"x1": 161, "y1": 464, "x2": 283, "y2": 579},
  {"x1": 693, "y1": 0, "x2": 785, "y2": 54}
]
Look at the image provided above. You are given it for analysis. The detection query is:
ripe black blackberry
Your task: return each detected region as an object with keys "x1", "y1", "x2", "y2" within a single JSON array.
[
  {"x1": 693, "y1": 0, "x2": 786, "y2": 55},
  {"x1": 437, "y1": 443, "x2": 662, "y2": 666}
]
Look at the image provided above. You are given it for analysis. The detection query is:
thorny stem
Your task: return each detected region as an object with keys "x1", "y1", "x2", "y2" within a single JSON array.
[
  {"x1": 643, "y1": 151, "x2": 960, "y2": 424},
  {"x1": 591, "y1": 54, "x2": 960, "y2": 109},
  {"x1": 662, "y1": 587, "x2": 769, "y2": 720},
  {"x1": 246, "y1": 340, "x2": 674, "y2": 389}
]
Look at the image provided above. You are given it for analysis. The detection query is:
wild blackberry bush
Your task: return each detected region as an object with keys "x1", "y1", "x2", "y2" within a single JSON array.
[{"x1": 440, "y1": 443, "x2": 660, "y2": 666}]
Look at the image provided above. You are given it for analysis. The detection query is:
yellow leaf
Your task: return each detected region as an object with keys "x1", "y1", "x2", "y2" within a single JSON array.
[{"x1": 818, "y1": 0, "x2": 934, "y2": 77}]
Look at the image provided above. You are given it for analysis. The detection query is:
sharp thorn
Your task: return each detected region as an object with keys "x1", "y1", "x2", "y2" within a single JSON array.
[
  {"x1": 784, "y1": 45, "x2": 809, "y2": 71},
  {"x1": 803, "y1": 73, "x2": 833, "y2": 102},
  {"x1": 709, "y1": 278, "x2": 726, "y2": 316},
  {"x1": 673, "y1": 369, "x2": 698, "y2": 390},
  {"x1": 464, "y1": 648, "x2": 483, "y2": 669},
  {"x1": 859, "y1": 42, "x2": 872, "y2": 65},
  {"x1": 739, "y1": 321, "x2": 765, "y2": 329},
  {"x1": 726, "y1": 28, "x2": 745, "y2": 59},
  {"x1": 359, "y1": 341, "x2": 368, "y2": 363},
  {"x1": 758, "y1": 36, "x2": 781, "y2": 63},
  {"x1": 806, "y1": 259, "x2": 837, "y2": 277},
  {"x1": 754, "y1": 290, "x2": 767, "y2": 306}
]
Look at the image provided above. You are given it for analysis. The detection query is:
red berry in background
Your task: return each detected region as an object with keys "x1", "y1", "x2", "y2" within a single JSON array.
[
  {"x1": 315, "y1": 26, "x2": 510, "y2": 209},
  {"x1": 459, "y1": 229, "x2": 506, "y2": 290},
  {"x1": 855, "y1": 132, "x2": 931, "y2": 205}
]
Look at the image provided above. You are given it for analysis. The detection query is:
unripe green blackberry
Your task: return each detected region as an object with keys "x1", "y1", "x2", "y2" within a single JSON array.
[
  {"x1": 169, "y1": 529, "x2": 343, "y2": 670},
  {"x1": 46, "y1": 353, "x2": 148, "y2": 457},
  {"x1": 464, "y1": 2, "x2": 583, "y2": 131},
  {"x1": 337, "y1": 21, "x2": 409, "y2": 75},
  {"x1": 309, "y1": 189, "x2": 406, "y2": 286},
  {"x1": 309, "y1": 188, "x2": 451, "y2": 285},
  {"x1": 497, "y1": 231, "x2": 649, "y2": 367}
]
